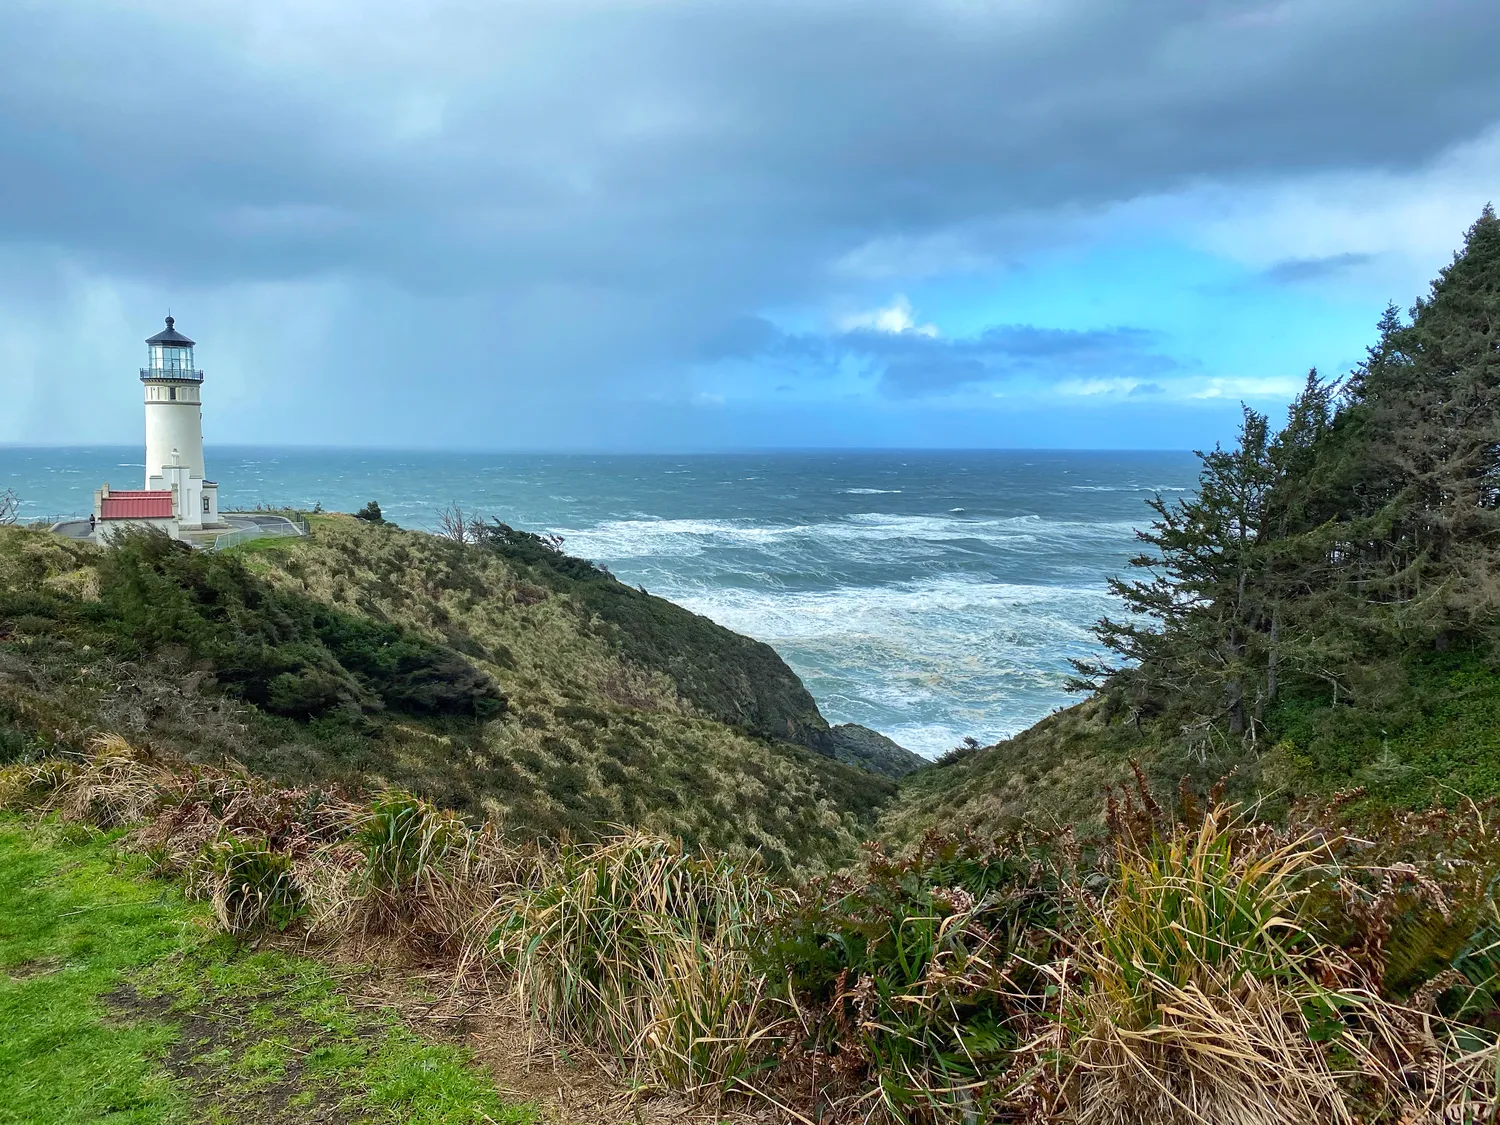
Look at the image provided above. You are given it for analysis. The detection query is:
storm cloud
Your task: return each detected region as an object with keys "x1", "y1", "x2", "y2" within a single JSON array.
[
  {"x1": 1262, "y1": 252, "x2": 1377, "y2": 284},
  {"x1": 3, "y1": 0, "x2": 1499, "y2": 447}
]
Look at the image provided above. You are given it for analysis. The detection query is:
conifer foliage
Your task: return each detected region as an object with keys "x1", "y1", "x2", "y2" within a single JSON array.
[{"x1": 1079, "y1": 207, "x2": 1500, "y2": 745}]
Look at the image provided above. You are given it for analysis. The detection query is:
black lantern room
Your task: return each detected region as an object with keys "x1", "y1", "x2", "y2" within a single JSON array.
[{"x1": 142, "y1": 316, "x2": 201, "y2": 381}]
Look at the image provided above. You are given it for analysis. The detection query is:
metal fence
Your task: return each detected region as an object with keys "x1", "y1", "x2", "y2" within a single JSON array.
[{"x1": 210, "y1": 519, "x2": 309, "y2": 552}]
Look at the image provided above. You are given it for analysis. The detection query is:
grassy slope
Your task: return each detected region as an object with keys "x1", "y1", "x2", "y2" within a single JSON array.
[
  {"x1": 0, "y1": 522, "x2": 893, "y2": 871},
  {"x1": 882, "y1": 648, "x2": 1500, "y2": 845},
  {"x1": 479, "y1": 522, "x2": 823, "y2": 740},
  {"x1": 0, "y1": 816, "x2": 533, "y2": 1125},
  {"x1": 880, "y1": 696, "x2": 1142, "y2": 846}
]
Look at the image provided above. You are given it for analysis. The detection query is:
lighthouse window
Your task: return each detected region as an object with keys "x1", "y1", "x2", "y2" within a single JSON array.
[
  {"x1": 203, "y1": 496, "x2": 210, "y2": 513},
  {"x1": 169, "y1": 387, "x2": 176, "y2": 401}
]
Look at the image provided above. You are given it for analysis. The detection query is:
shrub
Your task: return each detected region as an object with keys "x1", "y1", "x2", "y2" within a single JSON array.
[
  {"x1": 92, "y1": 530, "x2": 504, "y2": 721},
  {"x1": 9, "y1": 722, "x2": 1500, "y2": 1122},
  {"x1": 761, "y1": 830, "x2": 1068, "y2": 1122},
  {"x1": 1299, "y1": 796, "x2": 1500, "y2": 1013}
]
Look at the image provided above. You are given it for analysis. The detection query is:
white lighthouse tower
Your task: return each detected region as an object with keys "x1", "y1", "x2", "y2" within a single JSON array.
[
  {"x1": 141, "y1": 316, "x2": 218, "y2": 527},
  {"x1": 93, "y1": 316, "x2": 222, "y2": 541}
]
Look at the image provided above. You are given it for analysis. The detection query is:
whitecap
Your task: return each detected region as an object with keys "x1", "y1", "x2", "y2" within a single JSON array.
[
  {"x1": 657, "y1": 573, "x2": 1120, "y2": 759},
  {"x1": 557, "y1": 512, "x2": 1144, "y2": 565}
]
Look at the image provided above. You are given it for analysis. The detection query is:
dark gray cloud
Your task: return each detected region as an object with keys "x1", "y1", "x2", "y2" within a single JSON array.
[
  {"x1": 1262, "y1": 252, "x2": 1376, "y2": 284},
  {"x1": 6, "y1": 2, "x2": 1499, "y2": 286},
  {"x1": 863, "y1": 325, "x2": 1182, "y2": 398},
  {"x1": 754, "y1": 321, "x2": 1181, "y2": 398},
  {"x1": 2, "y1": 0, "x2": 1500, "y2": 444},
  {"x1": 881, "y1": 357, "x2": 994, "y2": 398}
]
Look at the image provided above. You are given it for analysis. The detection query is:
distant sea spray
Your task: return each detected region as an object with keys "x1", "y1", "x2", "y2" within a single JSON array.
[{"x1": 1, "y1": 447, "x2": 1200, "y2": 757}]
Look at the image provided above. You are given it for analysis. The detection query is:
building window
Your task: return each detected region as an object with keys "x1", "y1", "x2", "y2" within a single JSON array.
[
  {"x1": 203, "y1": 496, "x2": 210, "y2": 513},
  {"x1": 169, "y1": 387, "x2": 176, "y2": 401}
]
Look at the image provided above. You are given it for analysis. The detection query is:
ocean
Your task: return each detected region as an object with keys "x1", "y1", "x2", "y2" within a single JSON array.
[{"x1": 2, "y1": 446, "x2": 1199, "y2": 757}]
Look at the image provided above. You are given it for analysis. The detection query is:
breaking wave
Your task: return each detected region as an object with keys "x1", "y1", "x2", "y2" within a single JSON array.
[{"x1": 559, "y1": 510, "x2": 1145, "y2": 756}]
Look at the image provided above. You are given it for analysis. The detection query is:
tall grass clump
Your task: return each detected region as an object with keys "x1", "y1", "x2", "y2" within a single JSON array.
[
  {"x1": 1054, "y1": 802, "x2": 1362, "y2": 1125},
  {"x1": 1051, "y1": 789, "x2": 1500, "y2": 1125},
  {"x1": 29, "y1": 734, "x2": 167, "y2": 827},
  {"x1": 486, "y1": 833, "x2": 784, "y2": 1096},
  {"x1": 357, "y1": 791, "x2": 464, "y2": 892},
  {"x1": 200, "y1": 834, "x2": 304, "y2": 934},
  {"x1": 349, "y1": 790, "x2": 477, "y2": 944}
]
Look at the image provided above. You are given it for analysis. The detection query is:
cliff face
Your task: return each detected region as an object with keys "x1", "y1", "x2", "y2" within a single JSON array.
[{"x1": 0, "y1": 518, "x2": 910, "y2": 871}]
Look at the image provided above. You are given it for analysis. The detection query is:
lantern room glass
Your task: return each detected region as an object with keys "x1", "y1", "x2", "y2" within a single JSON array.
[{"x1": 149, "y1": 344, "x2": 194, "y2": 373}]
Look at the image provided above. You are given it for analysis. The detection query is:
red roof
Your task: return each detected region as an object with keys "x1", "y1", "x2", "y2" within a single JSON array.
[{"x1": 100, "y1": 490, "x2": 174, "y2": 520}]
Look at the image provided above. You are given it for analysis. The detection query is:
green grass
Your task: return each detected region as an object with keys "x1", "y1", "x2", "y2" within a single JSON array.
[
  {"x1": 217, "y1": 535, "x2": 305, "y2": 559},
  {"x1": 0, "y1": 815, "x2": 536, "y2": 1125}
]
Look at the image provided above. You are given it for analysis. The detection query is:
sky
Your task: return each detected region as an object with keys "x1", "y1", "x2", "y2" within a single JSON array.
[{"x1": 2, "y1": 0, "x2": 1499, "y2": 452}]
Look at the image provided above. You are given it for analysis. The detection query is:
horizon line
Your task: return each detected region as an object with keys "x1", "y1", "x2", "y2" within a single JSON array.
[{"x1": 1, "y1": 442, "x2": 1200, "y2": 456}]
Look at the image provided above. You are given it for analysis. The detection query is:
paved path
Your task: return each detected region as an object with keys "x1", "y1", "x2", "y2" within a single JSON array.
[{"x1": 50, "y1": 512, "x2": 304, "y2": 546}]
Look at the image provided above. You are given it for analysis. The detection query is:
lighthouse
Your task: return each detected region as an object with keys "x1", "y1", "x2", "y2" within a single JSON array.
[{"x1": 93, "y1": 316, "x2": 222, "y2": 542}]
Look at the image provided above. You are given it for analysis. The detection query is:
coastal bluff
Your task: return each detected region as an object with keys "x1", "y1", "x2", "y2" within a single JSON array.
[{"x1": 0, "y1": 512, "x2": 918, "y2": 871}]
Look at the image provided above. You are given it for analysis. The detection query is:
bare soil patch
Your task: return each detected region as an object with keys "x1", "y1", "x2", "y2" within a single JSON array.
[{"x1": 106, "y1": 983, "x2": 369, "y2": 1125}]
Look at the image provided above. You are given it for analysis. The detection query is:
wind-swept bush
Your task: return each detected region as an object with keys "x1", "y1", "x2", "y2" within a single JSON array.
[{"x1": 94, "y1": 529, "x2": 505, "y2": 721}]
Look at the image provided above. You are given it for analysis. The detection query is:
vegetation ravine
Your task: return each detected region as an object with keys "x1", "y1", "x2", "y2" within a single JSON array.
[{"x1": 890, "y1": 207, "x2": 1500, "y2": 846}]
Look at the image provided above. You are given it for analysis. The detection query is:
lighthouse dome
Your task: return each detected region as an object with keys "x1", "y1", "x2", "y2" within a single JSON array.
[{"x1": 145, "y1": 316, "x2": 195, "y2": 347}]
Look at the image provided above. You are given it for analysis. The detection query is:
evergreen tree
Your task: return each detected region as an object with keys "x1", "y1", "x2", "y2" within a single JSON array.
[
  {"x1": 1315, "y1": 205, "x2": 1500, "y2": 652},
  {"x1": 1083, "y1": 207, "x2": 1500, "y2": 741},
  {"x1": 1076, "y1": 406, "x2": 1279, "y2": 736}
]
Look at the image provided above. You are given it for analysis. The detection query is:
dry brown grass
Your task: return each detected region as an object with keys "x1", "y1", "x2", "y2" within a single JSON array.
[
  {"x1": 33, "y1": 734, "x2": 168, "y2": 827},
  {"x1": 1041, "y1": 804, "x2": 1500, "y2": 1125},
  {"x1": 477, "y1": 832, "x2": 787, "y2": 1102}
]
